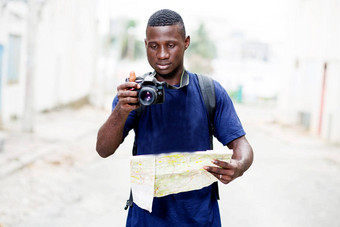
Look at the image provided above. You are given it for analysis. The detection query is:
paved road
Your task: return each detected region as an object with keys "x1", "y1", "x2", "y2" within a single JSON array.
[
  {"x1": 220, "y1": 105, "x2": 340, "y2": 227},
  {"x1": 0, "y1": 104, "x2": 339, "y2": 227}
]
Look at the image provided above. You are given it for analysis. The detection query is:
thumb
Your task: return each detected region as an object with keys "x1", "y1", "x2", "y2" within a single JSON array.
[{"x1": 129, "y1": 71, "x2": 136, "y2": 82}]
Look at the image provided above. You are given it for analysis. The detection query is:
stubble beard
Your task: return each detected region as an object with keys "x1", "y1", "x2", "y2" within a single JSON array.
[
  {"x1": 155, "y1": 65, "x2": 182, "y2": 81},
  {"x1": 157, "y1": 71, "x2": 174, "y2": 80}
]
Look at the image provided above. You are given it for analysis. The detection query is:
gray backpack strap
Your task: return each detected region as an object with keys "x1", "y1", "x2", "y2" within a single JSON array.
[
  {"x1": 196, "y1": 74, "x2": 219, "y2": 200},
  {"x1": 196, "y1": 74, "x2": 216, "y2": 150}
]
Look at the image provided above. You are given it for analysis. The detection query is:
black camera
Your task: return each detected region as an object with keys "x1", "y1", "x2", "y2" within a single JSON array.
[{"x1": 130, "y1": 73, "x2": 166, "y2": 106}]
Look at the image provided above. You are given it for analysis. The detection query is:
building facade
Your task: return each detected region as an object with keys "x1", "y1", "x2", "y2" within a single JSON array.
[
  {"x1": 277, "y1": 0, "x2": 340, "y2": 144},
  {"x1": 0, "y1": 0, "x2": 97, "y2": 129}
]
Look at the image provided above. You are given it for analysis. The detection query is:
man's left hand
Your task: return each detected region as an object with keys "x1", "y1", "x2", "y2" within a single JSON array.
[{"x1": 204, "y1": 159, "x2": 244, "y2": 184}]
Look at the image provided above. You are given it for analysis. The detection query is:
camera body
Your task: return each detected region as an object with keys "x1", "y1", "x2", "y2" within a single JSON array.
[{"x1": 134, "y1": 73, "x2": 166, "y2": 106}]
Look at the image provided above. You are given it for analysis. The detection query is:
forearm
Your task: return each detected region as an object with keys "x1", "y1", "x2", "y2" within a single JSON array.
[
  {"x1": 96, "y1": 79, "x2": 141, "y2": 158},
  {"x1": 96, "y1": 105, "x2": 130, "y2": 158},
  {"x1": 227, "y1": 136, "x2": 253, "y2": 174}
]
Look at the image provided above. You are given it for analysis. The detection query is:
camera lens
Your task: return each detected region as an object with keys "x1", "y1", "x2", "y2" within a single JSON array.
[{"x1": 139, "y1": 87, "x2": 157, "y2": 106}]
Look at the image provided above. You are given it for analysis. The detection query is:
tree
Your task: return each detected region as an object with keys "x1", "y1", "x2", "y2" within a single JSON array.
[
  {"x1": 119, "y1": 19, "x2": 144, "y2": 60},
  {"x1": 187, "y1": 23, "x2": 217, "y2": 74}
]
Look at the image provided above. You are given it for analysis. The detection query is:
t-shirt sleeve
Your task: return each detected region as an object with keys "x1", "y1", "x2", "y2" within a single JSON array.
[
  {"x1": 112, "y1": 96, "x2": 137, "y2": 141},
  {"x1": 213, "y1": 81, "x2": 246, "y2": 145}
]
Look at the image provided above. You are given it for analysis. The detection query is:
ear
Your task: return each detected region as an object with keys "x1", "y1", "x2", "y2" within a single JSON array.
[
  {"x1": 184, "y1": 36, "x2": 190, "y2": 50},
  {"x1": 144, "y1": 39, "x2": 147, "y2": 48}
]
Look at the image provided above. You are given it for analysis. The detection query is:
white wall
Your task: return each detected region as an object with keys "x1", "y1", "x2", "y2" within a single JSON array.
[
  {"x1": 0, "y1": 1, "x2": 27, "y2": 122},
  {"x1": 276, "y1": 0, "x2": 340, "y2": 144},
  {"x1": 0, "y1": 0, "x2": 98, "y2": 124},
  {"x1": 34, "y1": 0, "x2": 97, "y2": 110}
]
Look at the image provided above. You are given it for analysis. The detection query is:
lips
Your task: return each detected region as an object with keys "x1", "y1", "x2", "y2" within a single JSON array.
[{"x1": 156, "y1": 63, "x2": 171, "y2": 70}]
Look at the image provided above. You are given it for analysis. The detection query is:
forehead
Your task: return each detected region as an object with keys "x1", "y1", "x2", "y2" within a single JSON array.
[{"x1": 146, "y1": 25, "x2": 184, "y2": 42}]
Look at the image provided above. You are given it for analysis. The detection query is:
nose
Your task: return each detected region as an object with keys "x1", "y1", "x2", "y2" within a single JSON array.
[{"x1": 158, "y1": 46, "x2": 169, "y2": 59}]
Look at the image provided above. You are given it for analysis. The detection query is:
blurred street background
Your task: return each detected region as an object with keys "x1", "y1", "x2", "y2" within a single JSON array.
[{"x1": 0, "y1": 0, "x2": 340, "y2": 226}]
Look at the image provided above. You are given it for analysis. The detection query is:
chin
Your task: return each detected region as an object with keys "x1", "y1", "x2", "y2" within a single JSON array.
[
  {"x1": 155, "y1": 70, "x2": 174, "y2": 79},
  {"x1": 156, "y1": 67, "x2": 182, "y2": 80},
  {"x1": 157, "y1": 72, "x2": 174, "y2": 79}
]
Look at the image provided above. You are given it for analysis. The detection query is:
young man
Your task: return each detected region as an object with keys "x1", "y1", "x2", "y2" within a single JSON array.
[{"x1": 96, "y1": 9, "x2": 253, "y2": 226}]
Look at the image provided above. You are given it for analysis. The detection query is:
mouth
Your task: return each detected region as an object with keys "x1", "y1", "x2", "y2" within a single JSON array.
[{"x1": 156, "y1": 63, "x2": 171, "y2": 70}]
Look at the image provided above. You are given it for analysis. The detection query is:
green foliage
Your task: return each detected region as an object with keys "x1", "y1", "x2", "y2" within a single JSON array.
[
  {"x1": 120, "y1": 19, "x2": 141, "y2": 60},
  {"x1": 187, "y1": 23, "x2": 217, "y2": 60},
  {"x1": 187, "y1": 23, "x2": 217, "y2": 74}
]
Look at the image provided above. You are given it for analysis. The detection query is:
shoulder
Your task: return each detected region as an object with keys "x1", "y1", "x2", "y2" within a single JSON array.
[
  {"x1": 213, "y1": 80, "x2": 228, "y2": 96},
  {"x1": 187, "y1": 71, "x2": 199, "y2": 83},
  {"x1": 187, "y1": 71, "x2": 227, "y2": 96}
]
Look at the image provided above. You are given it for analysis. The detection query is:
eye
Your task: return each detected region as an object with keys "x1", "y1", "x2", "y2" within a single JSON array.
[
  {"x1": 168, "y1": 43, "x2": 175, "y2": 48},
  {"x1": 149, "y1": 44, "x2": 158, "y2": 50}
]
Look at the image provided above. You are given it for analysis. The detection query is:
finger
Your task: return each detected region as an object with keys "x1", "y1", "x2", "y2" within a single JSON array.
[
  {"x1": 117, "y1": 97, "x2": 141, "y2": 110},
  {"x1": 203, "y1": 166, "x2": 224, "y2": 175},
  {"x1": 203, "y1": 166, "x2": 234, "y2": 184},
  {"x1": 129, "y1": 71, "x2": 136, "y2": 82},
  {"x1": 210, "y1": 172, "x2": 232, "y2": 184},
  {"x1": 204, "y1": 166, "x2": 234, "y2": 176},
  {"x1": 118, "y1": 90, "x2": 139, "y2": 98},
  {"x1": 121, "y1": 97, "x2": 139, "y2": 105},
  {"x1": 212, "y1": 159, "x2": 233, "y2": 169},
  {"x1": 117, "y1": 82, "x2": 140, "y2": 91}
]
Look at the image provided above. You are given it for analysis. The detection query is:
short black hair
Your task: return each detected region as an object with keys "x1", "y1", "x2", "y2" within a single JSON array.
[{"x1": 147, "y1": 9, "x2": 186, "y2": 38}]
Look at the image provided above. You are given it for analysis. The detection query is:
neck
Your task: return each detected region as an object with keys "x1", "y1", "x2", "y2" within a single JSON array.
[{"x1": 156, "y1": 67, "x2": 184, "y2": 86}]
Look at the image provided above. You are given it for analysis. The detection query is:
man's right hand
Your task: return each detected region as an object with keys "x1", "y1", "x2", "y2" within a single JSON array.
[
  {"x1": 116, "y1": 82, "x2": 141, "y2": 114},
  {"x1": 96, "y1": 77, "x2": 141, "y2": 158}
]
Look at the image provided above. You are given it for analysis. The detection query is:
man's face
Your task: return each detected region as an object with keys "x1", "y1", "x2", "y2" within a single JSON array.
[{"x1": 145, "y1": 24, "x2": 190, "y2": 79}]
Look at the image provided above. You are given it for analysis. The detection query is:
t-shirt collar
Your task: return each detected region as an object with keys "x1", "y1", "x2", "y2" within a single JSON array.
[{"x1": 152, "y1": 70, "x2": 189, "y2": 90}]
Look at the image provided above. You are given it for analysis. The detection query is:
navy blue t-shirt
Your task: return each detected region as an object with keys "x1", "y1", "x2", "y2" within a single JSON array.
[{"x1": 112, "y1": 71, "x2": 245, "y2": 226}]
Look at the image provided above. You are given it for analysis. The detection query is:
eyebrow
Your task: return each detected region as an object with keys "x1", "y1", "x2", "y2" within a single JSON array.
[{"x1": 146, "y1": 39, "x2": 179, "y2": 43}]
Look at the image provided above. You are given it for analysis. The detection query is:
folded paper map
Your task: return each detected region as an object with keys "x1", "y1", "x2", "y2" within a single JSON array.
[{"x1": 130, "y1": 149, "x2": 232, "y2": 212}]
